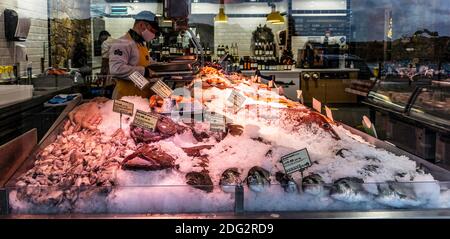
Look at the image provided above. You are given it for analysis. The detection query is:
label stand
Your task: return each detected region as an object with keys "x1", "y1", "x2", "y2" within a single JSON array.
[{"x1": 298, "y1": 170, "x2": 304, "y2": 194}]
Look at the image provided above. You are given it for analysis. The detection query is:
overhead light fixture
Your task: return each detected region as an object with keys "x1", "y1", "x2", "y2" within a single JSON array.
[
  {"x1": 266, "y1": 2, "x2": 285, "y2": 24},
  {"x1": 215, "y1": 0, "x2": 228, "y2": 23}
]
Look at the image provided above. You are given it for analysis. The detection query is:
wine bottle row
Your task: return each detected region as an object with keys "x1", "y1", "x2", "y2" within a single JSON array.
[{"x1": 239, "y1": 56, "x2": 294, "y2": 71}]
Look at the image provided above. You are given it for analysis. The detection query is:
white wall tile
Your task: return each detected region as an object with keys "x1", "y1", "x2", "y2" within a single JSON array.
[
  {"x1": 293, "y1": 0, "x2": 347, "y2": 10},
  {"x1": 0, "y1": 0, "x2": 48, "y2": 74}
]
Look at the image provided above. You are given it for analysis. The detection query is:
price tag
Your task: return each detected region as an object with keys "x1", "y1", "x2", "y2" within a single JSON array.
[
  {"x1": 296, "y1": 90, "x2": 304, "y2": 104},
  {"x1": 268, "y1": 80, "x2": 274, "y2": 88},
  {"x1": 206, "y1": 111, "x2": 226, "y2": 132},
  {"x1": 113, "y1": 100, "x2": 134, "y2": 116},
  {"x1": 312, "y1": 97, "x2": 322, "y2": 113},
  {"x1": 151, "y1": 79, "x2": 173, "y2": 98},
  {"x1": 132, "y1": 110, "x2": 159, "y2": 131},
  {"x1": 325, "y1": 106, "x2": 334, "y2": 122},
  {"x1": 280, "y1": 148, "x2": 312, "y2": 175},
  {"x1": 362, "y1": 115, "x2": 378, "y2": 138},
  {"x1": 227, "y1": 90, "x2": 246, "y2": 110},
  {"x1": 129, "y1": 71, "x2": 150, "y2": 90}
]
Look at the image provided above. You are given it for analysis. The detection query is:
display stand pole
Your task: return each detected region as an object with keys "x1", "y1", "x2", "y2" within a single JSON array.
[
  {"x1": 0, "y1": 189, "x2": 8, "y2": 215},
  {"x1": 298, "y1": 170, "x2": 304, "y2": 194},
  {"x1": 120, "y1": 113, "x2": 122, "y2": 129},
  {"x1": 234, "y1": 185, "x2": 244, "y2": 215}
]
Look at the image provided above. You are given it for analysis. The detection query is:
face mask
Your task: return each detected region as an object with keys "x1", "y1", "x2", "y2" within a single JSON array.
[{"x1": 142, "y1": 29, "x2": 155, "y2": 42}]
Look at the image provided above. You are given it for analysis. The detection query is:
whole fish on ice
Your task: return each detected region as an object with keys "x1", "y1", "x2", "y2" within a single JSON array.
[
  {"x1": 330, "y1": 177, "x2": 372, "y2": 203},
  {"x1": 302, "y1": 173, "x2": 325, "y2": 196},
  {"x1": 219, "y1": 168, "x2": 243, "y2": 193},
  {"x1": 275, "y1": 172, "x2": 298, "y2": 193},
  {"x1": 246, "y1": 166, "x2": 271, "y2": 193},
  {"x1": 375, "y1": 181, "x2": 422, "y2": 208}
]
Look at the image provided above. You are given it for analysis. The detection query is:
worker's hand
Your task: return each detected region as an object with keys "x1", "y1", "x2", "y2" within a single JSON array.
[{"x1": 68, "y1": 102, "x2": 102, "y2": 131}]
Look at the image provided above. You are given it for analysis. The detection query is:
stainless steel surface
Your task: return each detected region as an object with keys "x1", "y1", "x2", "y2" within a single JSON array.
[
  {"x1": 187, "y1": 28, "x2": 204, "y2": 67},
  {"x1": 0, "y1": 129, "x2": 37, "y2": 187},
  {"x1": 153, "y1": 71, "x2": 196, "y2": 76},
  {"x1": 5, "y1": 100, "x2": 81, "y2": 188},
  {"x1": 149, "y1": 62, "x2": 192, "y2": 72},
  {"x1": 2, "y1": 209, "x2": 450, "y2": 219}
]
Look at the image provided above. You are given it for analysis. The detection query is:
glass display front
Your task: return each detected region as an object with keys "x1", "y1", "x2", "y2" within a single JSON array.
[
  {"x1": 410, "y1": 85, "x2": 450, "y2": 127},
  {"x1": 0, "y1": 0, "x2": 450, "y2": 218},
  {"x1": 367, "y1": 81, "x2": 416, "y2": 112}
]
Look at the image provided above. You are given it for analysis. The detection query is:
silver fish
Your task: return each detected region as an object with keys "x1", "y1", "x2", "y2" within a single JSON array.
[
  {"x1": 220, "y1": 168, "x2": 243, "y2": 193},
  {"x1": 375, "y1": 181, "x2": 422, "y2": 208},
  {"x1": 335, "y1": 148, "x2": 350, "y2": 158},
  {"x1": 330, "y1": 177, "x2": 372, "y2": 203},
  {"x1": 186, "y1": 171, "x2": 214, "y2": 193},
  {"x1": 302, "y1": 173, "x2": 325, "y2": 196},
  {"x1": 246, "y1": 166, "x2": 271, "y2": 193},
  {"x1": 358, "y1": 164, "x2": 380, "y2": 177},
  {"x1": 275, "y1": 172, "x2": 298, "y2": 193}
]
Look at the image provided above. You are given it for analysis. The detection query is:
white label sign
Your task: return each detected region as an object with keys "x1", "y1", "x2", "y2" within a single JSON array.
[
  {"x1": 132, "y1": 110, "x2": 159, "y2": 131},
  {"x1": 281, "y1": 148, "x2": 312, "y2": 175},
  {"x1": 151, "y1": 80, "x2": 173, "y2": 98},
  {"x1": 297, "y1": 90, "x2": 304, "y2": 104},
  {"x1": 206, "y1": 111, "x2": 226, "y2": 132},
  {"x1": 325, "y1": 106, "x2": 334, "y2": 122},
  {"x1": 129, "y1": 71, "x2": 150, "y2": 90},
  {"x1": 227, "y1": 90, "x2": 246, "y2": 109},
  {"x1": 113, "y1": 100, "x2": 134, "y2": 116},
  {"x1": 312, "y1": 97, "x2": 322, "y2": 113}
]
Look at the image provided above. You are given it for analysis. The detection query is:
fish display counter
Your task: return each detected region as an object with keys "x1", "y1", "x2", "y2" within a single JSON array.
[
  {"x1": 1, "y1": 67, "x2": 450, "y2": 218},
  {"x1": 364, "y1": 79, "x2": 450, "y2": 165}
]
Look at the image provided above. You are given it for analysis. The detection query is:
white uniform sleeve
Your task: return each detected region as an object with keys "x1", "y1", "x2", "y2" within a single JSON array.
[
  {"x1": 101, "y1": 39, "x2": 110, "y2": 58},
  {"x1": 109, "y1": 40, "x2": 145, "y2": 79}
]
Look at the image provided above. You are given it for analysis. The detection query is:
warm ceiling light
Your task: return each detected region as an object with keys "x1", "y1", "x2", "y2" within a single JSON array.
[
  {"x1": 215, "y1": 0, "x2": 228, "y2": 23},
  {"x1": 272, "y1": 14, "x2": 285, "y2": 24},
  {"x1": 266, "y1": 4, "x2": 284, "y2": 24}
]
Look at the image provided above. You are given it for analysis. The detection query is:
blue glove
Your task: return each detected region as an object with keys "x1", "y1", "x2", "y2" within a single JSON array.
[{"x1": 48, "y1": 94, "x2": 76, "y2": 104}]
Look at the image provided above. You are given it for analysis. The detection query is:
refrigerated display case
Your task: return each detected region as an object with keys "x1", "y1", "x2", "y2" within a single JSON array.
[
  {"x1": 409, "y1": 85, "x2": 450, "y2": 130},
  {"x1": 364, "y1": 81, "x2": 450, "y2": 165},
  {"x1": 366, "y1": 78, "x2": 431, "y2": 113}
]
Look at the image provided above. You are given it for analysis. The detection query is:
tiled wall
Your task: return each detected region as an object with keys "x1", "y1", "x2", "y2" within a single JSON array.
[
  {"x1": 0, "y1": 0, "x2": 49, "y2": 75},
  {"x1": 193, "y1": 2, "x2": 287, "y2": 57},
  {"x1": 290, "y1": 0, "x2": 351, "y2": 60},
  {"x1": 105, "y1": 18, "x2": 135, "y2": 39}
]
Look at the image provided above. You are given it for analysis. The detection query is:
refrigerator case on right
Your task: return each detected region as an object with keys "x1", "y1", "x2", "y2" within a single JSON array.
[{"x1": 409, "y1": 84, "x2": 450, "y2": 165}]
